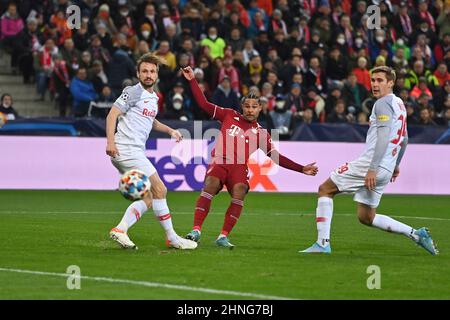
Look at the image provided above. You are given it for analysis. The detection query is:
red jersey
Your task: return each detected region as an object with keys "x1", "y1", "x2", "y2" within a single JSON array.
[
  {"x1": 209, "y1": 105, "x2": 273, "y2": 165},
  {"x1": 188, "y1": 77, "x2": 305, "y2": 173}
]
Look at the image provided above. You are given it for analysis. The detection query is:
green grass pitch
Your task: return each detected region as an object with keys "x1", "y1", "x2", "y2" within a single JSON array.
[{"x1": 0, "y1": 190, "x2": 449, "y2": 299}]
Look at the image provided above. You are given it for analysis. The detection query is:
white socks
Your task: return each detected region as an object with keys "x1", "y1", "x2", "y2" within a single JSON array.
[
  {"x1": 372, "y1": 214, "x2": 418, "y2": 241},
  {"x1": 152, "y1": 199, "x2": 177, "y2": 241},
  {"x1": 116, "y1": 200, "x2": 148, "y2": 233},
  {"x1": 115, "y1": 198, "x2": 179, "y2": 241},
  {"x1": 316, "y1": 197, "x2": 334, "y2": 247}
]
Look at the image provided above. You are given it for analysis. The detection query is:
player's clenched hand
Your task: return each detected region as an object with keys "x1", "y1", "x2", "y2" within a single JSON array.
[
  {"x1": 391, "y1": 166, "x2": 400, "y2": 183},
  {"x1": 302, "y1": 162, "x2": 318, "y2": 176},
  {"x1": 365, "y1": 170, "x2": 377, "y2": 190},
  {"x1": 170, "y1": 129, "x2": 183, "y2": 142},
  {"x1": 106, "y1": 142, "x2": 119, "y2": 158},
  {"x1": 180, "y1": 66, "x2": 194, "y2": 80}
]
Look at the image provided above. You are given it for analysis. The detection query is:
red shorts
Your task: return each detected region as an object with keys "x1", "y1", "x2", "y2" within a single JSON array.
[{"x1": 205, "y1": 163, "x2": 249, "y2": 192}]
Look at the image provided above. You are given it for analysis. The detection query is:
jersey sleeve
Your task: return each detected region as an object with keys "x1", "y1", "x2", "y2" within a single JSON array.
[
  {"x1": 374, "y1": 99, "x2": 394, "y2": 128},
  {"x1": 212, "y1": 105, "x2": 235, "y2": 122},
  {"x1": 368, "y1": 99, "x2": 395, "y2": 170},
  {"x1": 188, "y1": 78, "x2": 235, "y2": 122},
  {"x1": 114, "y1": 86, "x2": 133, "y2": 113}
]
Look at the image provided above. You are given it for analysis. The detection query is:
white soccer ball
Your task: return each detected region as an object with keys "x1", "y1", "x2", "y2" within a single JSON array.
[{"x1": 118, "y1": 169, "x2": 151, "y2": 201}]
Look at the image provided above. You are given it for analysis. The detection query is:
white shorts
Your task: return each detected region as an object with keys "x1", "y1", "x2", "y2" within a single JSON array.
[
  {"x1": 330, "y1": 160, "x2": 392, "y2": 208},
  {"x1": 110, "y1": 144, "x2": 157, "y2": 178}
]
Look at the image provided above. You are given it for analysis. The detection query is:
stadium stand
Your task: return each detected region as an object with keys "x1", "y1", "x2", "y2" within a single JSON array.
[{"x1": 0, "y1": 0, "x2": 449, "y2": 141}]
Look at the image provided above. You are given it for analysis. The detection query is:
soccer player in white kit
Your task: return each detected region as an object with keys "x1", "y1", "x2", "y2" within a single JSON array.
[
  {"x1": 301, "y1": 66, "x2": 438, "y2": 255},
  {"x1": 106, "y1": 53, "x2": 197, "y2": 250}
]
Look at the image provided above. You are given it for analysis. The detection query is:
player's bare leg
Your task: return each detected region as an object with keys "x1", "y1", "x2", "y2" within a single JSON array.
[
  {"x1": 216, "y1": 183, "x2": 248, "y2": 249},
  {"x1": 149, "y1": 172, "x2": 197, "y2": 250},
  {"x1": 357, "y1": 202, "x2": 438, "y2": 255},
  {"x1": 110, "y1": 186, "x2": 153, "y2": 250},
  {"x1": 300, "y1": 178, "x2": 339, "y2": 253},
  {"x1": 186, "y1": 176, "x2": 223, "y2": 242}
]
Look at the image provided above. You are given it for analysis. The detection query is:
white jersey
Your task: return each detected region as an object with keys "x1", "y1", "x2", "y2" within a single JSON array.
[
  {"x1": 113, "y1": 83, "x2": 159, "y2": 149},
  {"x1": 357, "y1": 93, "x2": 407, "y2": 173}
]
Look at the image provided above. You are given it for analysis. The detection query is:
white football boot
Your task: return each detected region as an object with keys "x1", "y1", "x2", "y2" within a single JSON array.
[
  {"x1": 110, "y1": 228, "x2": 138, "y2": 250},
  {"x1": 166, "y1": 235, "x2": 198, "y2": 250}
]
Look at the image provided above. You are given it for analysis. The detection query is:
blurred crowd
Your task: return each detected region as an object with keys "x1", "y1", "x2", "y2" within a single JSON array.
[{"x1": 0, "y1": 0, "x2": 449, "y2": 134}]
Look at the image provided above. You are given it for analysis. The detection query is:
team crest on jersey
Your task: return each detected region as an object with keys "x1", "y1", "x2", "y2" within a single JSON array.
[{"x1": 228, "y1": 124, "x2": 241, "y2": 136}]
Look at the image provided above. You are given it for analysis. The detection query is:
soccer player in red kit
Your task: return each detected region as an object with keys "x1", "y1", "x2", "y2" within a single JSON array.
[{"x1": 181, "y1": 66, "x2": 319, "y2": 249}]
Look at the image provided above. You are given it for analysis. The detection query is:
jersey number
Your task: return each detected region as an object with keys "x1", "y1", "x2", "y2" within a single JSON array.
[
  {"x1": 337, "y1": 163, "x2": 349, "y2": 174},
  {"x1": 390, "y1": 115, "x2": 406, "y2": 145}
]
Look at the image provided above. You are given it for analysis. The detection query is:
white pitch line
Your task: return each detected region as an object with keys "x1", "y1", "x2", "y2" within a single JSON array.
[
  {"x1": 0, "y1": 267, "x2": 294, "y2": 300},
  {"x1": 0, "y1": 210, "x2": 449, "y2": 222}
]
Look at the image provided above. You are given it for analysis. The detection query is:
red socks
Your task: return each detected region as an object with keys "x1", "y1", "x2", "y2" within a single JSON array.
[
  {"x1": 220, "y1": 198, "x2": 244, "y2": 236},
  {"x1": 193, "y1": 191, "x2": 213, "y2": 231}
]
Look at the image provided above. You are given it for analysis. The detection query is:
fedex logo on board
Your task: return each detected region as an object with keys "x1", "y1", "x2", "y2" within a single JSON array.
[{"x1": 145, "y1": 140, "x2": 277, "y2": 191}]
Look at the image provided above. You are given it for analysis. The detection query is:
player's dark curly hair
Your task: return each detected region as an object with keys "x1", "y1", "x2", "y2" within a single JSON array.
[{"x1": 240, "y1": 91, "x2": 260, "y2": 105}]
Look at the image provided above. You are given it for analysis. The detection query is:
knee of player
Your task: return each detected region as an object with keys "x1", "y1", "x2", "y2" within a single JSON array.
[
  {"x1": 318, "y1": 184, "x2": 329, "y2": 196},
  {"x1": 231, "y1": 185, "x2": 248, "y2": 199},
  {"x1": 357, "y1": 214, "x2": 373, "y2": 226}
]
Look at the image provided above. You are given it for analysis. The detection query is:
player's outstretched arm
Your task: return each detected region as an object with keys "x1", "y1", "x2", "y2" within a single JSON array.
[
  {"x1": 152, "y1": 119, "x2": 183, "y2": 142},
  {"x1": 267, "y1": 149, "x2": 318, "y2": 176},
  {"x1": 106, "y1": 106, "x2": 122, "y2": 157},
  {"x1": 181, "y1": 66, "x2": 217, "y2": 117}
]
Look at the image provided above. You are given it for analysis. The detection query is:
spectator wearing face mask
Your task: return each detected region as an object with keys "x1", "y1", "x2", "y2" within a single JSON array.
[
  {"x1": 165, "y1": 93, "x2": 192, "y2": 121},
  {"x1": 201, "y1": 26, "x2": 226, "y2": 60},
  {"x1": 392, "y1": 37, "x2": 411, "y2": 61},
  {"x1": 268, "y1": 94, "x2": 296, "y2": 140},
  {"x1": 368, "y1": 29, "x2": 392, "y2": 63},
  {"x1": 351, "y1": 34, "x2": 367, "y2": 56},
  {"x1": 137, "y1": 23, "x2": 156, "y2": 50}
]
